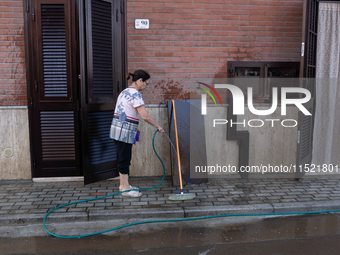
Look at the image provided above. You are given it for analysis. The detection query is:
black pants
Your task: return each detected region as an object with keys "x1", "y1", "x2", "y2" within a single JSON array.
[{"x1": 114, "y1": 140, "x2": 132, "y2": 175}]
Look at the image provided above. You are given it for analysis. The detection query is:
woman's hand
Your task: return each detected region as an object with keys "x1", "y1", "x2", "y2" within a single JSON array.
[{"x1": 157, "y1": 126, "x2": 164, "y2": 133}]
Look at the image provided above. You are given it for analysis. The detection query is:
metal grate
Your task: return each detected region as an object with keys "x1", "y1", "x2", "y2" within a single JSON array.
[
  {"x1": 300, "y1": 115, "x2": 312, "y2": 160},
  {"x1": 306, "y1": 0, "x2": 318, "y2": 79},
  {"x1": 41, "y1": 4, "x2": 68, "y2": 97},
  {"x1": 87, "y1": 111, "x2": 116, "y2": 165},
  {"x1": 91, "y1": 0, "x2": 114, "y2": 98},
  {"x1": 300, "y1": 0, "x2": 317, "y2": 160},
  {"x1": 40, "y1": 111, "x2": 76, "y2": 160}
]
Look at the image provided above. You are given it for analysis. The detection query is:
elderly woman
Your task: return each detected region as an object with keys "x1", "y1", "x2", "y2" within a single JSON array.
[{"x1": 110, "y1": 70, "x2": 164, "y2": 197}]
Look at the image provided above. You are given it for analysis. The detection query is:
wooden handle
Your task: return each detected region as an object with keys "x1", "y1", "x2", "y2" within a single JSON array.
[{"x1": 172, "y1": 100, "x2": 183, "y2": 190}]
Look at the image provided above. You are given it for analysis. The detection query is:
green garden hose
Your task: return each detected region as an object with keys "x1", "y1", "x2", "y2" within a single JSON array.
[{"x1": 43, "y1": 130, "x2": 340, "y2": 238}]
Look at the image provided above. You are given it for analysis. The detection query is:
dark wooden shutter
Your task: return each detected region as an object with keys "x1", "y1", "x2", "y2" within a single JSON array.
[
  {"x1": 40, "y1": 4, "x2": 68, "y2": 97},
  {"x1": 296, "y1": 0, "x2": 318, "y2": 179},
  {"x1": 79, "y1": 0, "x2": 127, "y2": 184},
  {"x1": 87, "y1": 0, "x2": 114, "y2": 102},
  {"x1": 27, "y1": 0, "x2": 81, "y2": 177}
]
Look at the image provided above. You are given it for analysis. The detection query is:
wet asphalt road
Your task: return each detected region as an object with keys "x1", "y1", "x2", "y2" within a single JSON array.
[{"x1": 2, "y1": 213, "x2": 340, "y2": 255}]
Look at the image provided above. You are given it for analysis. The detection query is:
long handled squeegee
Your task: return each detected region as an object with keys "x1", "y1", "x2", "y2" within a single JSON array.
[{"x1": 169, "y1": 100, "x2": 195, "y2": 201}]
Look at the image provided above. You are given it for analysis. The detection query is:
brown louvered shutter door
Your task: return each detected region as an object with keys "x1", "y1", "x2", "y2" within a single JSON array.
[
  {"x1": 296, "y1": 0, "x2": 318, "y2": 179},
  {"x1": 28, "y1": 0, "x2": 81, "y2": 177},
  {"x1": 79, "y1": 0, "x2": 127, "y2": 184}
]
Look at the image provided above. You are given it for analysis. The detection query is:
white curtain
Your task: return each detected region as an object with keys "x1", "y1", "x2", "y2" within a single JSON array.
[{"x1": 312, "y1": 3, "x2": 340, "y2": 166}]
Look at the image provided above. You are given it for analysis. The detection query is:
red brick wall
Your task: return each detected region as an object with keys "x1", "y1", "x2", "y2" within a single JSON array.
[
  {"x1": 127, "y1": 0, "x2": 304, "y2": 104},
  {"x1": 0, "y1": 1, "x2": 26, "y2": 106},
  {"x1": 0, "y1": 0, "x2": 304, "y2": 106}
]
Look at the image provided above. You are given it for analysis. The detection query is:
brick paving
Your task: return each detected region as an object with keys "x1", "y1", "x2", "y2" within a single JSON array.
[{"x1": 1, "y1": 176, "x2": 340, "y2": 218}]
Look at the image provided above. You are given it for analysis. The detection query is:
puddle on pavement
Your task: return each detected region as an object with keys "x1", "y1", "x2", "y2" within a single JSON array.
[{"x1": 2, "y1": 213, "x2": 340, "y2": 254}]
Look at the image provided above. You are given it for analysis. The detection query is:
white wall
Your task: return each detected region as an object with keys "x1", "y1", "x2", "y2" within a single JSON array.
[
  {"x1": 0, "y1": 106, "x2": 300, "y2": 180},
  {"x1": 0, "y1": 108, "x2": 31, "y2": 180},
  {"x1": 130, "y1": 107, "x2": 171, "y2": 177},
  {"x1": 204, "y1": 106, "x2": 299, "y2": 177}
]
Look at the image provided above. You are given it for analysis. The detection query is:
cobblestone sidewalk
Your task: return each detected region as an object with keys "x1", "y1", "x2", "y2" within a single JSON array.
[{"x1": 1, "y1": 176, "x2": 340, "y2": 224}]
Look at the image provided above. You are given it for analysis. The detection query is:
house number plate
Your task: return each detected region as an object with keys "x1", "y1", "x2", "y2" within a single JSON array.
[{"x1": 135, "y1": 19, "x2": 149, "y2": 29}]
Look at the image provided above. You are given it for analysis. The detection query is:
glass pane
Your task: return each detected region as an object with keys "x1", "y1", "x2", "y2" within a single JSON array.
[
  {"x1": 268, "y1": 67, "x2": 296, "y2": 77},
  {"x1": 235, "y1": 67, "x2": 260, "y2": 77},
  {"x1": 234, "y1": 67, "x2": 262, "y2": 99}
]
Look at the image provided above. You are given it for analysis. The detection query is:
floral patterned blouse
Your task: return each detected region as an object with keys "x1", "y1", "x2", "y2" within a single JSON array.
[{"x1": 110, "y1": 88, "x2": 145, "y2": 144}]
